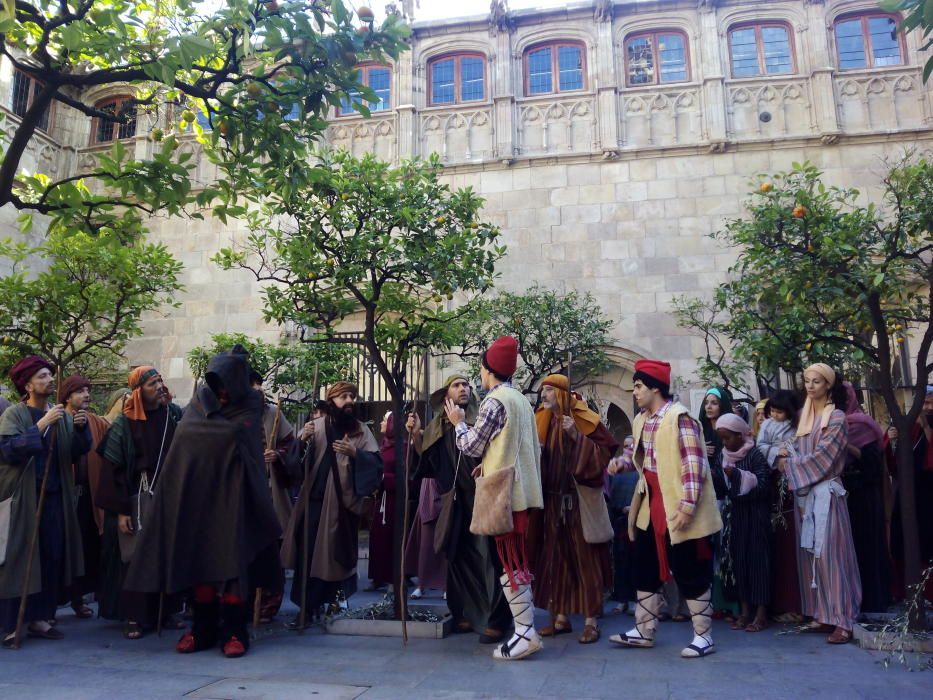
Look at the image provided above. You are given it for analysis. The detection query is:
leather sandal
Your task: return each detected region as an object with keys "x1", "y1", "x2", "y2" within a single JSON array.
[
  {"x1": 730, "y1": 616, "x2": 748, "y2": 631},
  {"x1": 72, "y1": 603, "x2": 94, "y2": 619},
  {"x1": 578, "y1": 624, "x2": 600, "y2": 644},
  {"x1": 539, "y1": 620, "x2": 572, "y2": 637},
  {"x1": 745, "y1": 619, "x2": 769, "y2": 633},
  {"x1": 123, "y1": 621, "x2": 144, "y2": 640},
  {"x1": 827, "y1": 627, "x2": 852, "y2": 645},
  {"x1": 27, "y1": 624, "x2": 63, "y2": 640}
]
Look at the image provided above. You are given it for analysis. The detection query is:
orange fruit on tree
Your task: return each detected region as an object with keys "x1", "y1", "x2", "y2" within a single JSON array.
[
  {"x1": 793, "y1": 205, "x2": 807, "y2": 218},
  {"x1": 759, "y1": 182, "x2": 773, "y2": 193}
]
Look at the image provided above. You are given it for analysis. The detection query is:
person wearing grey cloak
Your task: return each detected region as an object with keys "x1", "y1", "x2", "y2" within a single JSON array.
[
  {"x1": 406, "y1": 374, "x2": 510, "y2": 644},
  {"x1": 281, "y1": 381, "x2": 382, "y2": 627}
]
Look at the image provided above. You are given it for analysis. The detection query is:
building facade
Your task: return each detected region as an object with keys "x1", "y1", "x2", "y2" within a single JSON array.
[{"x1": 1, "y1": 0, "x2": 931, "y2": 428}]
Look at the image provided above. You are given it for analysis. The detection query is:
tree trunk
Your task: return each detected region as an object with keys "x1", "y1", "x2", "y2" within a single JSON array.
[
  {"x1": 391, "y1": 393, "x2": 407, "y2": 622},
  {"x1": 893, "y1": 415, "x2": 925, "y2": 631}
]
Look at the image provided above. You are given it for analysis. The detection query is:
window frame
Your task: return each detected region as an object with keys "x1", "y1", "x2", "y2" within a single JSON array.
[
  {"x1": 91, "y1": 95, "x2": 138, "y2": 144},
  {"x1": 833, "y1": 12, "x2": 906, "y2": 71},
  {"x1": 10, "y1": 69, "x2": 53, "y2": 132},
  {"x1": 336, "y1": 62, "x2": 393, "y2": 117},
  {"x1": 522, "y1": 40, "x2": 588, "y2": 97},
  {"x1": 727, "y1": 21, "x2": 797, "y2": 79},
  {"x1": 623, "y1": 29, "x2": 691, "y2": 87},
  {"x1": 427, "y1": 52, "x2": 487, "y2": 106}
]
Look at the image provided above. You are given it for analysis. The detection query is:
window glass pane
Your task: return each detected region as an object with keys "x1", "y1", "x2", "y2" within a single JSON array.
[
  {"x1": 835, "y1": 19, "x2": 867, "y2": 69},
  {"x1": 368, "y1": 68, "x2": 391, "y2": 111},
  {"x1": 195, "y1": 110, "x2": 212, "y2": 130},
  {"x1": 761, "y1": 26, "x2": 792, "y2": 74},
  {"x1": 431, "y1": 58, "x2": 455, "y2": 104},
  {"x1": 868, "y1": 16, "x2": 902, "y2": 67},
  {"x1": 11, "y1": 71, "x2": 31, "y2": 117},
  {"x1": 557, "y1": 45, "x2": 584, "y2": 91},
  {"x1": 730, "y1": 28, "x2": 760, "y2": 77},
  {"x1": 527, "y1": 47, "x2": 553, "y2": 94},
  {"x1": 460, "y1": 57, "x2": 485, "y2": 102},
  {"x1": 117, "y1": 102, "x2": 137, "y2": 139},
  {"x1": 96, "y1": 102, "x2": 116, "y2": 142},
  {"x1": 340, "y1": 91, "x2": 359, "y2": 114},
  {"x1": 658, "y1": 34, "x2": 687, "y2": 83},
  {"x1": 626, "y1": 37, "x2": 654, "y2": 85}
]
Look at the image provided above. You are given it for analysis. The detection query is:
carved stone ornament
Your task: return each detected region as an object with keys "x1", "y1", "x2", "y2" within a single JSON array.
[
  {"x1": 488, "y1": 0, "x2": 515, "y2": 37},
  {"x1": 594, "y1": 0, "x2": 613, "y2": 23}
]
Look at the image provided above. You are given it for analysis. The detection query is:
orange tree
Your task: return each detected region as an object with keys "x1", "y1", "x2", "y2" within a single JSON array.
[{"x1": 680, "y1": 159, "x2": 932, "y2": 627}]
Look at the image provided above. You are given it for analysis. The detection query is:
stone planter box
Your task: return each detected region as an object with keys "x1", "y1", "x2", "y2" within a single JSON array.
[
  {"x1": 325, "y1": 606, "x2": 452, "y2": 639},
  {"x1": 853, "y1": 615, "x2": 933, "y2": 653}
]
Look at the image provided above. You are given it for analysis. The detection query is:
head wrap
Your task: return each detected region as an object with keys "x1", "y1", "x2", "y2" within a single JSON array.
[
  {"x1": 705, "y1": 387, "x2": 723, "y2": 400},
  {"x1": 58, "y1": 374, "x2": 90, "y2": 404},
  {"x1": 796, "y1": 363, "x2": 838, "y2": 437},
  {"x1": 326, "y1": 381, "x2": 358, "y2": 401},
  {"x1": 483, "y1": 336, "x2": 518, "y2": 378},
  {"x1": 699, "y1": 385, "x2": 734, "y2": 445},
  {"x1": 843, "y1": 382, "x2": 884, "y2": 449},
  {"x1": 123, "y1": 366, "x2": 168, "y2": 422},
  {"x1": 716, "y1": 413, "x2": 758, "y2": 494},
  {"x1": 633, "y1": 359, "x2": 671, "y2": 389},
  {"x1": 535, "y1": 374, "x2": 601, "y2": 442},
  {"x1": 9, "y1": 355, "x2": 54, "y2": 396},
  {"x1": 422, "y1": 374, "x2": 479, "y2": 453},
  {"x1": 716, "y1": 413, "x2": 750, "y2": 436}
]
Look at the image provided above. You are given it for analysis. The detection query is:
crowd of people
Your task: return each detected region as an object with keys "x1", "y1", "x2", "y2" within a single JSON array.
[{"x1": 0, "y1": 338, "x2": 930, "y2": 663}]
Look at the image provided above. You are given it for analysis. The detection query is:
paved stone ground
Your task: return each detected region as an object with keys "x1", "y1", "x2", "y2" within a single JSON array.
[{"x1": 2, "y1": 583, "x2": 930, "y2": 700}]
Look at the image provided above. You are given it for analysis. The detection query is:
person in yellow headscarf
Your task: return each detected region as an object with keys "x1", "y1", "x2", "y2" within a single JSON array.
[{"x1": 526, "y1": 374, "x2": 619, "y2": 644}]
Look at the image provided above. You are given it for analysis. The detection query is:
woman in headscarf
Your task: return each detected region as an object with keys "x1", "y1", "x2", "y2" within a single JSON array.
[
  {"x1": 775, "y1": 364, "x2": 862, "y2": 644},
  {"x1": 698, "y1": 387, "x2": 734, "y2": 469},
  {"x1": 366, "y1": 412, "x2": 398, "y2": 592},
  {"x1": 841, "y1": 383, "x2": 891, "y2": 613},
  {"x1": 714, "y1": 414, "x2": 772, "y2": 632}
]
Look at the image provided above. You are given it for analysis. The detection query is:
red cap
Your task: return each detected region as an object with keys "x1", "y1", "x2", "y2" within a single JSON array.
[
  {"x1": 634, "y1": 359, "x2": 671, "y2": 387},
  {"x1": 484, "y1": 336, "x2": 518, "y2": 378}
]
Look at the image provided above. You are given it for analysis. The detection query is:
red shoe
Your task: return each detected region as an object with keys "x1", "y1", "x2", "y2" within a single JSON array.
[
  {"x1": 223, "y1": 636, "x2": 246, "y2": 658},
  {"x1": 175, "y1": 633, "x2": 196, "y2": 654}
]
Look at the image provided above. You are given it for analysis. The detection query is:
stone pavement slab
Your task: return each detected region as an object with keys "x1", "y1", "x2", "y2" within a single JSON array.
[{"x1": 1, "y1": 587, "x2": 930, "y2": 699}]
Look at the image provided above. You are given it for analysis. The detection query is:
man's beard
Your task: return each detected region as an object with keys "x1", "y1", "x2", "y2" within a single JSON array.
[{"x1": 330, "y1": 401, "x2": 358, "y2": 432}]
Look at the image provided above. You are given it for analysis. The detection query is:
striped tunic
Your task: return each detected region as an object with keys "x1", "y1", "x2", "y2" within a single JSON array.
[{"x1": 785, "y1": 410, "x2": 862, "y2": 629}]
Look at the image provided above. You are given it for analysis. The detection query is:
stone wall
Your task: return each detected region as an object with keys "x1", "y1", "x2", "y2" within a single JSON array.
[{"x1": 1, "y1": 0, "x2": 931, "y2": 420}]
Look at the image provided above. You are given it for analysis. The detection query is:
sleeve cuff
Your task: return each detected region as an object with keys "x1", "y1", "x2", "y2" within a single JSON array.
[{"x1": 678, "y1": 500, "x2": 696, "y2": 515}]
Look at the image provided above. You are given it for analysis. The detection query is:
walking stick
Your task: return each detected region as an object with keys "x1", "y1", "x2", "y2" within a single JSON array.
[
  {"x1": 253, "y1": 396, "x2": 281, "y2": 639},
  {"x1": 399, "y1": 354, "x2": 424, "y2": 645},
  {"x1": 156, "y1": 592, "x2": 164, "y2": 638},
  {"x1": 297, "y1": 364, "x2": 320, "y2": 633},
  {"x1": 12, "y1": 368, "x2": 62, "y2": 649}
]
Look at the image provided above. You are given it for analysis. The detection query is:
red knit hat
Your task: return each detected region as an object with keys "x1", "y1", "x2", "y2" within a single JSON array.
[
  {"x1": 633, "y1": 359, "x2": 671, "y2": 387},
  {"x1": 483, "y1": 336, "x2": 518, "y2": 378}
]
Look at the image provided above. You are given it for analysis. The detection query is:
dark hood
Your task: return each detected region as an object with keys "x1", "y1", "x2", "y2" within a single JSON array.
[{"x1": 202, "y1": 344, "x2": 254, "y2": 411}]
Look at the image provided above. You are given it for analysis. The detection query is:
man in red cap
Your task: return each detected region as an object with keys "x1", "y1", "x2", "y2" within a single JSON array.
[
  {"x1": 445, "y1": 336, "x2": 544, "y2": 661},
  {"x1": 609, "y1": 359, "x2": 722, "y2": 658},
  {"x1": 58, "y1": 375, "x2": 110, "y2": 620},
  {"x1": 0, "y1": 356, "x2": 90, "y2": 647}
]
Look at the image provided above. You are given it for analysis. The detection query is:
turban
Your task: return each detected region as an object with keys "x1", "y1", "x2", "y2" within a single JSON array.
[
  {"x1": 326, "y1": 381, "x2": 358, "y2": 401},
  {"x1": 58, "y1": 374, "x2": 91, "y2": 404},
  {"x1": 123, "y1": 366, "x2": 168, "y2": 421},
  {"x1": 796, "y1": 363, "x2": 839, "y2": 437},
  {"x1": 429, "y1": 373, "x2": 470, "y2": 411},
  {"x1": 716, "y1": 413, "x2": 750, "y2": 435},
  {"x1": 536, "y1": 374, "x2": 601, "y2": 439},
  {"x1": 633, "y1": 359, "x2": 671, "y2": 391},
  {"x1": 9, "y1": 355, "x2": 54, "y2": 396},
  {"x1": 483, "y1": 336, "x2": 518, "y2": 379}
]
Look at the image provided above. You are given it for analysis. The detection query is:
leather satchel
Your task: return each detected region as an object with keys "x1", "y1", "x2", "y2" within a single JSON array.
[
  {"x1": 574, "y1": 481, "x2": 614, "y2": 544},
  {"x1": 469, "y1": 465, "x2": 515, "y2": 536},
  {"x1": 433, "y1": 454, "x2": 461, "y2": 555},
  {"x1": 0, "y1": 496, "x2": 11, "y2": 567}
]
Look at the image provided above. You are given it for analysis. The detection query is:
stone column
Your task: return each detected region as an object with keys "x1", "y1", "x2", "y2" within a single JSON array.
[
  {"x1": 594, "y1": 7, "x2": 620, "y2": 154},
  {"x1": 395, "y1": 45, "x2": 416, "y2": 160},
  {"x1": 804, "y1": 0, "x2": 841, "y2": 140},
  {"x1": 697, "y1": 2, "x2": 728, "y2": 148}
]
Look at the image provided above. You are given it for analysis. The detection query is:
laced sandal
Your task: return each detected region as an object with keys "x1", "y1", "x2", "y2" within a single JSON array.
[
  {"x1": 578, "y1": 624, "x2": 600, "y2": 644},
  {"x1": 827, "y1": 627, "x2": 852, "y2": 645},
  {"x1": 610, "y1": 591, "x2": 659, "y2": 648},
  {"x1": 682, "y1": 592, "x2": 715, "y2": 658},
  {"x1": 745, "y1": 619, "x2": 769, "y2": 633}
]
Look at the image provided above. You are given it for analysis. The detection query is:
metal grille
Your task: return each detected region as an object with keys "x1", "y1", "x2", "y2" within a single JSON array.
[{"x1": 331, "y1": 331, "x2": 429, "y2": 404}]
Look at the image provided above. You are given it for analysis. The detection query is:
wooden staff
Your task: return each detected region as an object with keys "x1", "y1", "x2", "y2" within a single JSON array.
[
  {"x1": 297, "y1": 364, "x2": 320, "y2": 633},
  {"x1": 399, "y1": 354, "x2": 424, "y2": 645},
  {"x1": 253, "y1": 395, "x2": 282, "y2": 637},
  {"x1": 12, "y1": 367, "x2": 62, "y2": 649}
]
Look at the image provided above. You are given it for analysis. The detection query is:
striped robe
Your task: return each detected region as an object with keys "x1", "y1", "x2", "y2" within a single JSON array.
[{"x1": 785, "y1": 410, "x2": 862, "y2": 629}]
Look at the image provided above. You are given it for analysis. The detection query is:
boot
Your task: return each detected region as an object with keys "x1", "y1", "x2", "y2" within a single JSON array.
[
  {"x1": 492, "y1": 573, "x2": 542, "y2": 661},
  {"x1": 681, "y1": 589, "x2": 715, "y2": 658},
  {"x1": 176, "y1": 598, "x2": 219, "y2": 654},
  {"x1": 220, "y1": 599, "x2": 250, "y2": 658},
  {"x1": 609, "y1": 590, "x2": 659, "y2": 648}
]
